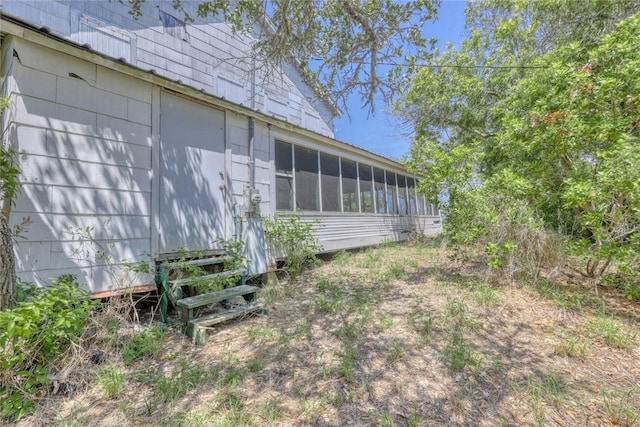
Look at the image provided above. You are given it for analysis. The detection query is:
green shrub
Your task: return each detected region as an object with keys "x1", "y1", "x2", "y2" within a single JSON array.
[
  {"x1": 0, "y1": 275, "x2": 97, "y2": 420},
  {"x1": 263, "y1": 213, "x2": 322, "y2": 280}
]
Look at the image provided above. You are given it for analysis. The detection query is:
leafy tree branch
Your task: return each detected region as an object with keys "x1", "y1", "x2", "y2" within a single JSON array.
[{"x1": 117, "y1": 0, "x2": 440, "y2": 113}]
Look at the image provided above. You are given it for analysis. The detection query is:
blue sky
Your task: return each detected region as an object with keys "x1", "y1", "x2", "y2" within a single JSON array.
[{"x1": 333, "y1": 0, "x2": 467, "y2": 160}]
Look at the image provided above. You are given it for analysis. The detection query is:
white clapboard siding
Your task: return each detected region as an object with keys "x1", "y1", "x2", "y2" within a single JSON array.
[
  {"x1": 0, "y1": 0, "x2": 336, "y2": 136},
  {"x1": 9, "y1": 39, "x2": 154, "y2": 290},
  {"x1": 2, "y1": 5, "x2": 442, "y2": 295},
  {"x1": 300, "y1": 214, "x2": 442, "y2": 253}
]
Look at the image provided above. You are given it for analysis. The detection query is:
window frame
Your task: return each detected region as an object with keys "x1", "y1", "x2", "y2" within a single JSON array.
[
  {"x1": 320, "y1": 152, "x2": 342, "y2": 213},
  {"x1": 273, "y1": 141, "x2": 429, "y2": 217},
  {"x1": 341, "y1": 158, "x2": 359, "y2": 213},
  {"x1": 275, "y1": 140, "x2": 294, "y2": 211},
  {"x1": 294, "y1": 145, "x2": 320, "y2": 211},
  {"x1": 358, "y1": 163, "x2": 375, "y2": 214}
]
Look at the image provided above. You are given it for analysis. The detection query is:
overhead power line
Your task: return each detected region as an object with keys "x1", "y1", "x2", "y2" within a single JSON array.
[{"x1": 309, "y1": 58, "x2": 547, "y2": 69}]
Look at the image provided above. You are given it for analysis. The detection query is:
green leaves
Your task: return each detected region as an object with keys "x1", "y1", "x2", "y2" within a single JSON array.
[
  {"x1": 398, "y1": 3, "x2": 640, "y2": 281},
  {"x1": 0, "y1": 276, "x2": 97, "y2": 420},
  {"x1": 119, "y1": 0, "x2": 440, "y2": 113},
  {"x1": 0, "y1": 143, "x2": 20, "y2": 213},
  {"x1": 263, "y1": 213, "x2": 322, "y2": 281}
]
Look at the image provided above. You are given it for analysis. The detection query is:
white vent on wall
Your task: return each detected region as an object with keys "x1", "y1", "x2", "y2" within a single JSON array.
[{"x1": 72, "y1": 14, "x2": 132, "y2": 62}]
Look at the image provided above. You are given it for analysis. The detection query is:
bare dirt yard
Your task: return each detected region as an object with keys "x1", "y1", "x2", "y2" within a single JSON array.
[{"x1": 18, "y1": 241, "x2": 640, "y2": 426}]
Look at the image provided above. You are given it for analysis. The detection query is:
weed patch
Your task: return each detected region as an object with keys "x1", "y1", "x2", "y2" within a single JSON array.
[
  {"x1": 313, "y1": 277, "x2": 345, "y2": 313},
  {"x1": 601, "y1": 388, "x2": 640, "y2": 427},
  {"x1": 154, "y1": 358, "x2": 214, "y2": 403},
  {"x1": 387, "y1": 339, "x2": 404, "y2": 364},
  {"x1": 387, "y1": 261, "x2": 407, "y2": 281},
  {"x1": 0, "y1": 275, "x2": 97, "y2": 420},
  {"x1": 585, "y1": 316, "x2": 637, "y2": 349},
  {"x1": 337, "y1": 344, "x2": 357, "y2": 382},
  {"x1": 407, "y1": 310, "x2": 435, "y2": 343},
  {"x1": 442, "y1": 298, "x2": 481, "y2": 372},
  {"x1": 554, "y1": 329, "x2": 589, "y2": 357},
  {"x1": 121, "y1": 326, "x2": 165, "y2": 365},
  {"x1": 358, "y1": 249, "x2": 382, "y2": 269},
  {"x1": 98, "y1": 364, "x2": 125, "y2": 399},
  {"x1": 332, "y1": 250, "x2": 354, "y2": 265}
]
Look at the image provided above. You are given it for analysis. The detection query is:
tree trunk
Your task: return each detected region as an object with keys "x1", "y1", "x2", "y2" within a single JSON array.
[{"x1": 0, "y1": 212, "x2": 16, "y2": 310}]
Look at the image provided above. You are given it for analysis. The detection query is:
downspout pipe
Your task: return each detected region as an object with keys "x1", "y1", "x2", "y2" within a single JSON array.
[
  {"x1": 249, "y1": 116, "x2": 255, "y2": 189},
  {"x1": 249, "y1": 54, "x2": 256, "y2": 190}
]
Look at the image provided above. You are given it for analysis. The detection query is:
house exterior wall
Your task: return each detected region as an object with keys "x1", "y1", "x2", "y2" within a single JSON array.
[
  {"x1": 0, "y1": 6, "x2": 441, "y2": 293},
  {"x1": 266, "y1": 127, "x2": 441, "y2": 254},
  {"x1": 5, "y1": 37, "x2": 154, "y2": 290},
  {"x1": 0, "y1": 0, "x2": 336, "y2": 137},
  {"x1": 302, "y1": 214, "x2": 441, "y2": 254},
  {"x1": 157, "y1": 91, "x2": 227, "y2": 253}
]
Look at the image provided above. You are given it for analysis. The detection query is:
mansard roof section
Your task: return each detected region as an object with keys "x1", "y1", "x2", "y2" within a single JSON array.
[{"x1": 0, "y1": 0, "x2": 337, "y2": 137}]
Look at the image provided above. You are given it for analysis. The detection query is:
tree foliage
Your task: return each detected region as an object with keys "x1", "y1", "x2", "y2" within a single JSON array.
[
  {"x1": 499, "y1": 14, "x2": 640, "y2": 258},
  {"x1": 0, "y1": 276, "x2": 97, "y2": 420},
  {"x1": 119, "y1": 0, "x2": 439, "y2": 112},
  {"x1": 398, "y1": 1, "x2": 640, "y2": 279}
]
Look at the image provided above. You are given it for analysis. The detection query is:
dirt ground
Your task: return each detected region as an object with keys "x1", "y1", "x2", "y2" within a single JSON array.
[{"x1": 16, "y1": 241, "x2": 640, "y2": 426}]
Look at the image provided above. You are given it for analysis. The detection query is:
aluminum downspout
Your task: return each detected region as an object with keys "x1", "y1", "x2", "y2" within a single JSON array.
[
  {"x1": 249, "y1": 54, "x2": 256, "y2": 190},
  {"x1": 249, "y1": 116, "x2": 255, "y2": 189},
  {"x1": 235, "y1": 55, "x2": 257, "y2": 243}
]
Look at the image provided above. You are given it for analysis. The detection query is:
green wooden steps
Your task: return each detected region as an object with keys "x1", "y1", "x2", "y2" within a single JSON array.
[
  {"x1": 177, "y1": 284, "x2": 259, "y2": 323},
  {"x1": 178, "y1": 285, "x2": 263, "y2": 345},
  {"x1": 162, "y1": 256, "x2": 233, "y2": 269},
  {"x1": 169, "y1": 269, "x2": 245, "y2": 287},
  {"x1": 156, "y1": 255, "x2": 239, "y2": 322},
  {"x1": 155, "y1": 254, "x2": 265, "y2": 343}
]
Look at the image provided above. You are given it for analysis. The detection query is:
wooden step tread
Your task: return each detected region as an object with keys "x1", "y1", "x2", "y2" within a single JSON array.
[
  {"x1": 161, "y1": 256, "x2": 232, "y2": 269},
  {"x1": 189, "y1": 301, "x2": 265, "y2": 327},
  {"x1": 188, "y1": 301, "x2": 265, "y2": 345},
  {"x1": 169, "y1": 269, "x2": 245, "y2": 286},
  {"x1": 177, "y1": 284, "x2": 259, "y2": 309},
  {"x1": 156, "y1": 249, "x2": 226, "y2": 262}
]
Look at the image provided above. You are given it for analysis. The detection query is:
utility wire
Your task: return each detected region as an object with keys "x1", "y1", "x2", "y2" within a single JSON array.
[{"x1": 309, "y1": 58, "x2": 546, "y2": 69}]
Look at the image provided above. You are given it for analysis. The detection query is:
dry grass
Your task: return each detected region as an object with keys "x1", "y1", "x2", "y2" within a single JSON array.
[{"x1": 15, "y1": 241, "x2": 640, "y2": 426}]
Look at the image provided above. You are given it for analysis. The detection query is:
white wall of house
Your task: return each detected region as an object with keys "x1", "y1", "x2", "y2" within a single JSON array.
[
  {"x1": 266, "y1": 127, "x2": 441, "y2": 255},
  {"x1": 0, "y1": 4, "x2": 441, "y2": 293},
  {"x1": 302, "y1": 214, "x2": 441, "y2": 254},
  {"x1": 0, "y1": 0, "x2": 337, "y2": 137},
  {"x1": 5, "y1": 37, "x2": 154, "y2": 290}
]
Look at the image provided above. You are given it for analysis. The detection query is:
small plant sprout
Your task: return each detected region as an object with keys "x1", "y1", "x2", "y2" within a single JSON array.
[
  {"x1": 601, "y1": 388, "x2": 640, "y2": 427},
  {"x1": 99, "y1": 365, "x2": 125, "y2": 399},
  {"x1": 387, "y1": 339, "x2": 404, "y2": 363}
]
